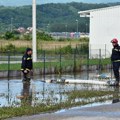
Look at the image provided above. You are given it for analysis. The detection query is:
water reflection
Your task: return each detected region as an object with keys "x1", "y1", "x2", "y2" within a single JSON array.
[
  {"x1": 112, "y1": 87, "x2": 120, "y2": 104},
  {"x1": 21, "y1": 81, "x2": 32, "y2": 106},
  {"x1": 7, "y1": 80, "x2": 10, "y2": 105}
]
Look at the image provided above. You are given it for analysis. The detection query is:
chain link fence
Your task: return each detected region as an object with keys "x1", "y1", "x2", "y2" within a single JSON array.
[{"x1": 0, "y1": 43, "x2": 112, "y2": 80}]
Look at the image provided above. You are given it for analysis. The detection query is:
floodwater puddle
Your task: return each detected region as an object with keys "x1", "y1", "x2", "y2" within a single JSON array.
[{"x1": 0, "y1": 72, "x2": 119, "y2": 108}]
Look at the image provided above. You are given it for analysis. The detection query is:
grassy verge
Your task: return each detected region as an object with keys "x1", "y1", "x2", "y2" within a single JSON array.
[
  {"x1": 0, "y1": 90, "x2": 114, "y2": 119},
  {"x1": 67, "y1": 90, "x2": 113, "y2": 100},
  {"x1": 0, "y1": 58, "x2": 111, "y2": 71},
  {"x1": 81, "y1": 58, "x2": 111, "y2": 66}
]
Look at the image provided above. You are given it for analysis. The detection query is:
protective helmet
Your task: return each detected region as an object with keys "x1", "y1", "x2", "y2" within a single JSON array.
[{"x1": 111, "y1": 38, "x2": 118, "y2": 43}]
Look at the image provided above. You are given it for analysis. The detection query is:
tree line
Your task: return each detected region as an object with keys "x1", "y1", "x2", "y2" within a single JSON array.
[{"x1": 0, "y1": 2, "x2": 120, "y2": 33}]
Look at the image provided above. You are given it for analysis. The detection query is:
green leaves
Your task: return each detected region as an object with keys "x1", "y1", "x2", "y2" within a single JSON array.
[{"x1": 4, "y1": 31, "x2": 14, "y2": 40}]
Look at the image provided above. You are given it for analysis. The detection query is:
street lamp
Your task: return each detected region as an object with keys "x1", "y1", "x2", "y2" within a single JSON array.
[
  {"x1": 47, "y1": 24, "x2": 50, "y2": 32},
  {"x1": 10, "y1": 18, "x2": 13, "y2": 32},
  {"x1": 76, "y1": 19, "x2": 78, "y2": 38},
  {"x1": 65, "y1": 24, "x2": 67, "y2": 38},
  {"x1": 32, "y1": 0, "x2": 37, "y2": 62},
  {"x1": 76, "y1": 19, "x2": 78, "y2": 33},
  {"x1": 86, "y1": 23, "x2": 88, "y2": 35}
]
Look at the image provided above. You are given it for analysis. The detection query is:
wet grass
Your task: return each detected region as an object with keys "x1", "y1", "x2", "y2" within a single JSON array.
[
  {"x1": 67, "y1": 90, "x2": 114, "y2": 100},
  {"x1": 0, "y1": 89, "x2": 115, "y2": 119}
]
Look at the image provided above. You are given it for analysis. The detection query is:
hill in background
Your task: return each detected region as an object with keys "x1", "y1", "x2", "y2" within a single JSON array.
[
  {"x1": 0, "y1": 2, "x2": 120, "y2": 32},
  {"x1": 0, "y1": 0, "x2": 119, "y2": 6}
]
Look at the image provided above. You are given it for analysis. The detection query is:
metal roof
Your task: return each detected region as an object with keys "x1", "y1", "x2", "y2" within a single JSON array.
[{"x1": 78, "y1": 5, "x2": 120, "y2": 17}]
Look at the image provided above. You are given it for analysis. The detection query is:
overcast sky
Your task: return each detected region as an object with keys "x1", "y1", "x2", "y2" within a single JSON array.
[{"x1": 0, "y1": 0, "x2": 119, "y2": 6}]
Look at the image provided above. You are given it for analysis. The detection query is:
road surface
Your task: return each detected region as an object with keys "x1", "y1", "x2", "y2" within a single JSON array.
[{"x1": 7, "y1": 102, "x2": 120, "y2": 120}]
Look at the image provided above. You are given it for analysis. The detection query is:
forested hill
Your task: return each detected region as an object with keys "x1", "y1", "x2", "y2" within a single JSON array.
[{"x1": 0, "y1": 2, "x2": 120, "y2": 32}]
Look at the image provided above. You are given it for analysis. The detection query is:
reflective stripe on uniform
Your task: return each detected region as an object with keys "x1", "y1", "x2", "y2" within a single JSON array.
[
  {"x1": 27, "y1": 58, "x2": 32, "y2": 60},
  {"x1": 26, "y1": 68, "x2": 30, "y2": 71},
  {"x1": 113, "y1": 60, "x2": 120, "y2": 62},
  {"x1": 114, "y1": 48, "x2": 120, "y2": 52}
]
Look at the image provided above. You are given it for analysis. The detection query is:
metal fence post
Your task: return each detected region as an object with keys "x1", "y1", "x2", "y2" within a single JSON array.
[
  {"x1": 43, "y1": 50, "x2": 46, "y2": 81},
  {"x1": 42, "y1": 50, "x2": 46, "y2": 102},
  {"x1": 99, "y1": 49, "x2": 102, "y2": 74},
  {"x1": 59, "y1": 48, "x2": 62, "y2": 75},
  {"x1": 7, "y1": 50, "x2": 10, "y2": 105},
  {"x1": 111, "y1": 61, "x2": 113, "y2": 80},
  {"x1": 73, "y1": 49, "x2": 76, "y2": 73},
  {"x1": 105, "y1": 44, "x2": 106, "y2": 58},
  {"x1": 87, "y1": 48, "x2": 89, "y2": 80},
  {"x1": 8, "y1": 50, "x2": 10, "y2": 80},
  {"x1": 89, "y1": 44, "x2": 91, "y2": 59}
]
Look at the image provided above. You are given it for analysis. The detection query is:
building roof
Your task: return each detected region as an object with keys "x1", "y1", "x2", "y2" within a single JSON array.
[{"x1": 78, "y1": 5, "x2": 120, "y2": 17}]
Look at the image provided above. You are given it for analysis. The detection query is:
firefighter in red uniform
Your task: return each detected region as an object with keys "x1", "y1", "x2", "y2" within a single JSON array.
[{"x1": 111, "y1": 38, "x2": 120, "y2": 86}]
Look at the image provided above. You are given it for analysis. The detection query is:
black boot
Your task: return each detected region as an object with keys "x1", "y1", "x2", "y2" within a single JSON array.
[{"x1": 114, "y1": 81, "x2": 119, "y2": 87}]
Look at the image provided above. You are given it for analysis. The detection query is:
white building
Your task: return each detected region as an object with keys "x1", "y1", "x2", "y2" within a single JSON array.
[{"x1": 78, "y1": 5, "x2": 120, "y2": 58}]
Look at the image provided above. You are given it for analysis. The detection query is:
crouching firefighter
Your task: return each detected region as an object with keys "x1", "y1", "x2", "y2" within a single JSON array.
[
  {"x1": 21, "y1": 48, "x2": 33, "y2": 81},
  {"x1": 111, "y1": 38, "x2": 120, "y2": 86}
]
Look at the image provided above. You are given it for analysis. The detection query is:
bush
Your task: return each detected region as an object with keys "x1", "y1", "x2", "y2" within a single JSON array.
[
  {"x1": 37, "y1": 31, "x2": 54, "y2": 41},
  {"x1": 4, "y1": 31, "x2": 14, "y2": 40},
  {"x1": 13, "y1": 35, "x2": 20, "y2": 40},
  {"x1": 60, "y1": 45, "x2": 73, "y2": 54},
  {"x1": 58, "y1": 38, "x2": 71, "y2": 41},
  {"x1": 58, "y1": 38, "x2": 66, "y2": 41},
  {"x1": 0, "y1": 44, "x2": 27, "y2": 53},
  {"x1": 79, "y1": 37, "x2": 89, "y2": 42},
  {"x1": 76, "y1": 43, "x2": 89, "y2": 55},
  {"x1": 23, "y1": 34, "x2": 32, "y2": 41},
  {"x1": 3, "y1": 44, "x2": 16, "y2": 52}
]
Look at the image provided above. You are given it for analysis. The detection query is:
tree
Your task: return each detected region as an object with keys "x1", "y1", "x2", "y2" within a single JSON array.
[{"x1": 4, "y1": 31, "x2": 14, "y2": 40}]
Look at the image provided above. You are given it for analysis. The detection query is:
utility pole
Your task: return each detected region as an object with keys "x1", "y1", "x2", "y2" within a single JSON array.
[
  {"x1": 76, "y1": 19, "x2": 78, "y2": 33},
  {"x1": 32, "y1": 0, "x2": 37, "y2": 62}
]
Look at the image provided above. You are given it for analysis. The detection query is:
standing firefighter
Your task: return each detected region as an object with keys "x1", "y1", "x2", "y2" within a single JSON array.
[
  {"x1": 21, "y1": 48, "x2": 33, "y2": 80},
  {"x1": 111, "y1": 38, "x2": 120, "y2": 86}
]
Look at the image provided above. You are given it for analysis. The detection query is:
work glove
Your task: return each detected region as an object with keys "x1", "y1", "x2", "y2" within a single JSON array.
[{"x1": 24, "y1": 70, "x2": 28, "y2": 74}]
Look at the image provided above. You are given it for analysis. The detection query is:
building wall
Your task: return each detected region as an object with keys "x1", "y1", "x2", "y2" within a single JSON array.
[{"x1": 89, "y1": 7, "x2": 120, "y2": 58}]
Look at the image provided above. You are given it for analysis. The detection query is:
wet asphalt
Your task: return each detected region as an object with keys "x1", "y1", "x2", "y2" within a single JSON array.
[{"x1": 7, "y1": 102, "x2": 120, "y2": 120}]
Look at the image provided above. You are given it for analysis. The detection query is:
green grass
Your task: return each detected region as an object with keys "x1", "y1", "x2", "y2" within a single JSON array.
[
  {"x1": 0, "y1": 58, "x2": 111, "y2": 71},
  {"x1": 83, "y1": 58, "x2": 111, "y2": 65},
  {"x1": 67, "y1": 90, "x2": 113, "y2": 100},
  {"x1": 0, "y1": 90, "x2": 114, "y2": 119}
]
